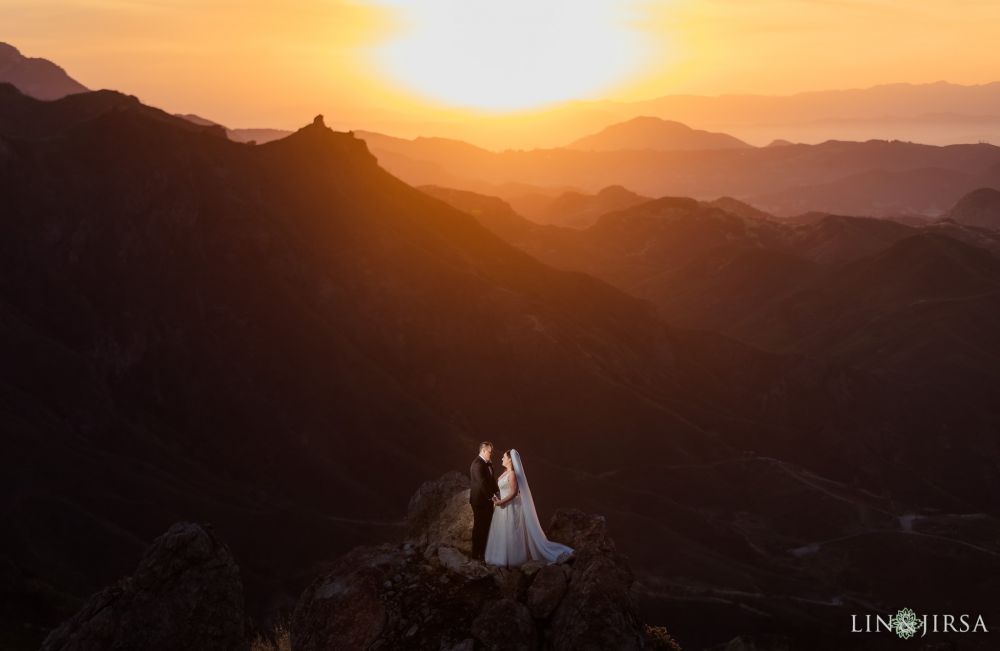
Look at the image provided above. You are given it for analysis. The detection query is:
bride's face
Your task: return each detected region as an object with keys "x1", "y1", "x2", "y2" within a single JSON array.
[{"x1": 502, "y1": 452, "x2": 512, "y2": 470}]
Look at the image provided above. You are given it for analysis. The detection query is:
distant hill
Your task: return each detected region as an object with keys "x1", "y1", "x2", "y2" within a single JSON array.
[
  {"x1": 357, "y1": 135, "x2": 1000, "y2": 218},
  {"x1": 748, "y1": 166, "x2": 993, "y2": 217},
  {"x1": 175, "y1": 112, "x2": 292, "y2": 144},
  {"x1": 522, "y1": 185, "x2": 651, "y2": 227},
  {"x1": 705, "y1": 196, "x2": 774, "y2": 221},
  {"x1": 0, "y1": 42, "x2": 88, "y2": 99},
  {"x1": 945, "y1": 187, "x2": 1000, "y2": 228},
  {"x1": 567, "y1": 116, "x2": 751, "y2": 151},
  {"x1": 427, "y1": 187, "x2": 1000, "y2": 387}
]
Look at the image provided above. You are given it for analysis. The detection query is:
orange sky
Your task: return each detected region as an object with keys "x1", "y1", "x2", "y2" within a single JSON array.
[{"x1": 3, "y1": 0, "x2": 999, "y2": 134}]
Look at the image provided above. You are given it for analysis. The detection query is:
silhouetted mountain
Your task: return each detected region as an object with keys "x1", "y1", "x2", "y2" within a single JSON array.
[
  {"x1": 786, "y1": 214, "x2": 916, "y2": 264},
  {"x1": 922, "y1": 218, "x2": 1000, "y2": 254},
  {"x1": 741, "y1": 233, "x2": 1000, "y2": 388},
  {"x1": 749, "y1": 166, "x2": 990, "y2": 217},
  {"x1": 357, "y1": 134, "x2": 1000, "y2": 218},
  {"x1": 175, "y1": 111, "x2": 293, "y2": 144},
  {"x1": 945, "y1": 187, "x2": 1000, "y2": 228},
  {"x1": 514, "y1": 185, "x2": 651, "y2": 228},
  {"x1": 567, "y1": 116, "x2": 751, "y2": 151},
  {"x1": 4, "y1": 86, "x2": 1000, "y2": 650},
  {"x1": 0, "y1": 43, "x2": 88, "y2": 100},
  {"x1": 305, "y1": 80, "x2": 1000, "y2": 151},
  {"x1": 174, "y1": 112, "x2": 218, "y2": 126},
  {"x1": 0, "y1": 83, "x2": 225, "y2": 139},
  {"x1": 705, "y1": 196, "x2": 774, "y2": 221},
  {"x1": 604, "y1": 81, "x2": 1000, "y2": 147},
  {"x1": 427, "y1": 187, "x2": 1000, "y2": 392}
]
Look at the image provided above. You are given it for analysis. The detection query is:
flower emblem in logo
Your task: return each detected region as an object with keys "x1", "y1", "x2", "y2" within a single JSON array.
[{"x1": 892, "y1": 607, "x2": 920, "y2": 639}]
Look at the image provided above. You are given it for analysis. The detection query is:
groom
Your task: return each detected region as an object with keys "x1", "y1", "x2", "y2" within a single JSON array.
[{"x1": 469, "y1": 441, "x2": 500, "y2": 561}]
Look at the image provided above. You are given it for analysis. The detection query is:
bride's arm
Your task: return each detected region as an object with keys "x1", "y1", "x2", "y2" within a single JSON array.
[{"x1": 498, "y1": 474, "x2": 518, "y2": 506}]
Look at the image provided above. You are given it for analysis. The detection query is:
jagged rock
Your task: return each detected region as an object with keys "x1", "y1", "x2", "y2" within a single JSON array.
[
  {"x1": 289, "y1": 474, "x2": 676, "y2": 650},
  {"x1": 492, "y1": 567, "x2": 529, "y2": 600},
  {"x1": 406, "y1": 471, "x2": 472, "y2": 551},
  {"x1": 40, "y1": 522, "x2": 248, "y2": 651},
  {"x1": 443, "y1": 640, "x2": 475, "y2": 651},
  {"x1": 472, "y1": 598, "x2": 538, "y2": 651},
  {"x1": 706, "y1": 634, "x2": 791, "y2": 650},
  {"x1": 519, "y1": 560, "x2": 547, "y2": 577},
  {"x1": 437, "y1": 545, "x2": 490, "y2": 579},
  {"x1": 526, "y1": 564, "x2": 568, "y2": 619},
  {"x1": 548, "y1": 552, "x2": 644, "y2": 650},
  {"x1": 290, "y1": 545, "x2": 396, "y2": 651},
  {"x1": 547, "y1": 508, "x2": 614, "y2": 554}
]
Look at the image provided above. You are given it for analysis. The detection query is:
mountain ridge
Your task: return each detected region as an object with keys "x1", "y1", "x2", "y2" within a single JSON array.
[
  {"x1": 5, "y1": 84, "x2": 1000, "y2": 650},
  {"x1": 0, "y1": 42, "x2": 89, "y2": 100}
]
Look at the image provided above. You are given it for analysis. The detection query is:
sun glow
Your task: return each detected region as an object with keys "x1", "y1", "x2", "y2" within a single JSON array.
[{"x1": 366, "y1": 0, "x2": 651, "y2": 112}]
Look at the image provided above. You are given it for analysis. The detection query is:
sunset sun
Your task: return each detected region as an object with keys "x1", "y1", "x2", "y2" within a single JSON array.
[{"x1": 367, "y1": 0, "x2": 651, "y2": 111}]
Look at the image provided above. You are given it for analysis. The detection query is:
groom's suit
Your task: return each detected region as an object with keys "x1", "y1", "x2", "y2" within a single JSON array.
[{"x1": 469, "y1": 455, "x2": 500, "y2": 560}]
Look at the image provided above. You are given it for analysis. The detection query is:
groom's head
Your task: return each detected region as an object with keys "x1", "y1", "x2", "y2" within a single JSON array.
[{"x1": 479, "y1": 441, "x2": 494, "y2": 461}]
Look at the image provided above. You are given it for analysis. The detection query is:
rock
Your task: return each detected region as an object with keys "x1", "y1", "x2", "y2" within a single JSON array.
[
  {"x1": 519, "y1": 560, "x2": 547, "y2": 577},
  {"x1": 438, "y1": 545, "x2": 490, "y2": 579},
  {"x1": 526, "y1": 564, "x2": 567, "y2": 619},
  {"x1": 547, "y1": 509, "x2": 614, "y2": 554},
  {"x1": 40, "y1": 522, "x2": 248, "y2": 651},
  {"x1": 406, "y1": 471, "x2": 473, "y2": 552},
  {"x1": 705, "y1": 634, "x2": 791, "y2": 650},
  {"x1": 442, "y1": 639, "x2": 475, "y2": 651},
  {"x1": 290, "y1": 545, "x2": 396, "y2": 651},
  {"x1": 472, "y1": 598, "x2": 538, "y2": 651},
  {"x1": 548, "y1": 550, "x2": 644, "y2": 650},
  {"x1": 289, "y1": 473, "x2": 677, "y2": 650},
  {"x1": 492, "y1": 567, "x2": 529, "y2": 600}
]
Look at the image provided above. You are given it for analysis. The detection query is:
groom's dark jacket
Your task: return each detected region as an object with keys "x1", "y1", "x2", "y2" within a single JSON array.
[{"x1": 469, "y1": 456, "x2": 500, "y2": 508}]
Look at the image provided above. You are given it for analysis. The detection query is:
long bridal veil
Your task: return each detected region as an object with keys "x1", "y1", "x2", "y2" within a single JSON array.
[{"x1": 510, "y1": 449, "x2": 574, "y2": 563}]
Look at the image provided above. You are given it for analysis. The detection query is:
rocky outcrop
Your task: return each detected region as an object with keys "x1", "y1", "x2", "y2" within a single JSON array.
[
  {"x1": 41, "y1": 522, "x2": 248, "y2": 651},
  {"x1": 290, "y1": 473, "x2": 679, "y2": 650}
]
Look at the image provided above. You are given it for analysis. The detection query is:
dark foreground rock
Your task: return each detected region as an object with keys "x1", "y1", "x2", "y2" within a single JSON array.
[
  {"x1": 40, "y1": 522, "x2": 248, "y2": 651},
  {"x1": 290, "y1": 473, "x2": 680, "y2": 651}
]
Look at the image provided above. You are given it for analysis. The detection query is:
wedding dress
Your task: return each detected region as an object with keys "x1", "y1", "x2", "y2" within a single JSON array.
[{"x1": 483, "y1": 449, "x2": 573, "y2": 568}]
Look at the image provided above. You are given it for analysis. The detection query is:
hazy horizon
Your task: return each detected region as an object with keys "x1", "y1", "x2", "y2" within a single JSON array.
[{"x1": 4, "y1": 0, "x2": 1000, "y2": 149}]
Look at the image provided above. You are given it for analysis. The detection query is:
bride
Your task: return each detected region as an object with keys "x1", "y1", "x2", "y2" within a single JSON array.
[{"x1": 484, "y1": 449, "x2": 573, "y2": 567}]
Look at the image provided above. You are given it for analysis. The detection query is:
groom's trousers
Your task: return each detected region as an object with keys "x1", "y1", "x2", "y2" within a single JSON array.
[{"x1": 471, "y1": 503, "x2": 494, "y2": 559}]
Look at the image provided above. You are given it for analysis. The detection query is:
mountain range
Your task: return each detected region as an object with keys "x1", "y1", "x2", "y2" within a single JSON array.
[
  {"x1": 4, "y1": 44, "x2": 1000, "y2": 650},
  {"x1": 354, "y1": 134, "x2": 1000, "y2": 218},
  {"x1": 8, "y1": 42, "x2": 995, "y2": 221},
  {"x1": 0, "y1": 43, "x2": 87, "y2": 100},
  {"x1": 565, "y1": 116, "x2": 751, "y2": 151},
  {"x1": 422, "y1": 184, "x2": 1000, "y2": 389}
]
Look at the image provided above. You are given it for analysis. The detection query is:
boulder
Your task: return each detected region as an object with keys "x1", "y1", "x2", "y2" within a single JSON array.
[
  {"x1": 41, "y1": 522, "x2": 248, "y2": 651},
  {"x1": 289, "y1": 473, "x2": 678, "y2": 650},
  {"x1": 547, "y1": 508, "x2": 614, "y2": 554},
  {"x1": 472, "y1": 598, "x2": 538, "y2": 651},
  {"x1": 526, "y1": 564, "x2": 568, "y2": 619},
  {"x1": 290, "y1": 545, "x2": 396, "y2": 651},
  {"x1": 405, "y1": 471, "x2": 473, "y2": 552},
  {"x1": 705, "y1": 634, "x2": 791, "y2": 651}
]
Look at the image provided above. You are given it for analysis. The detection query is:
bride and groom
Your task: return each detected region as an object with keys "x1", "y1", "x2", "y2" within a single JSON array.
[{"x1": 469, "y1": 441, "x2": 573, "y2": 567}]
